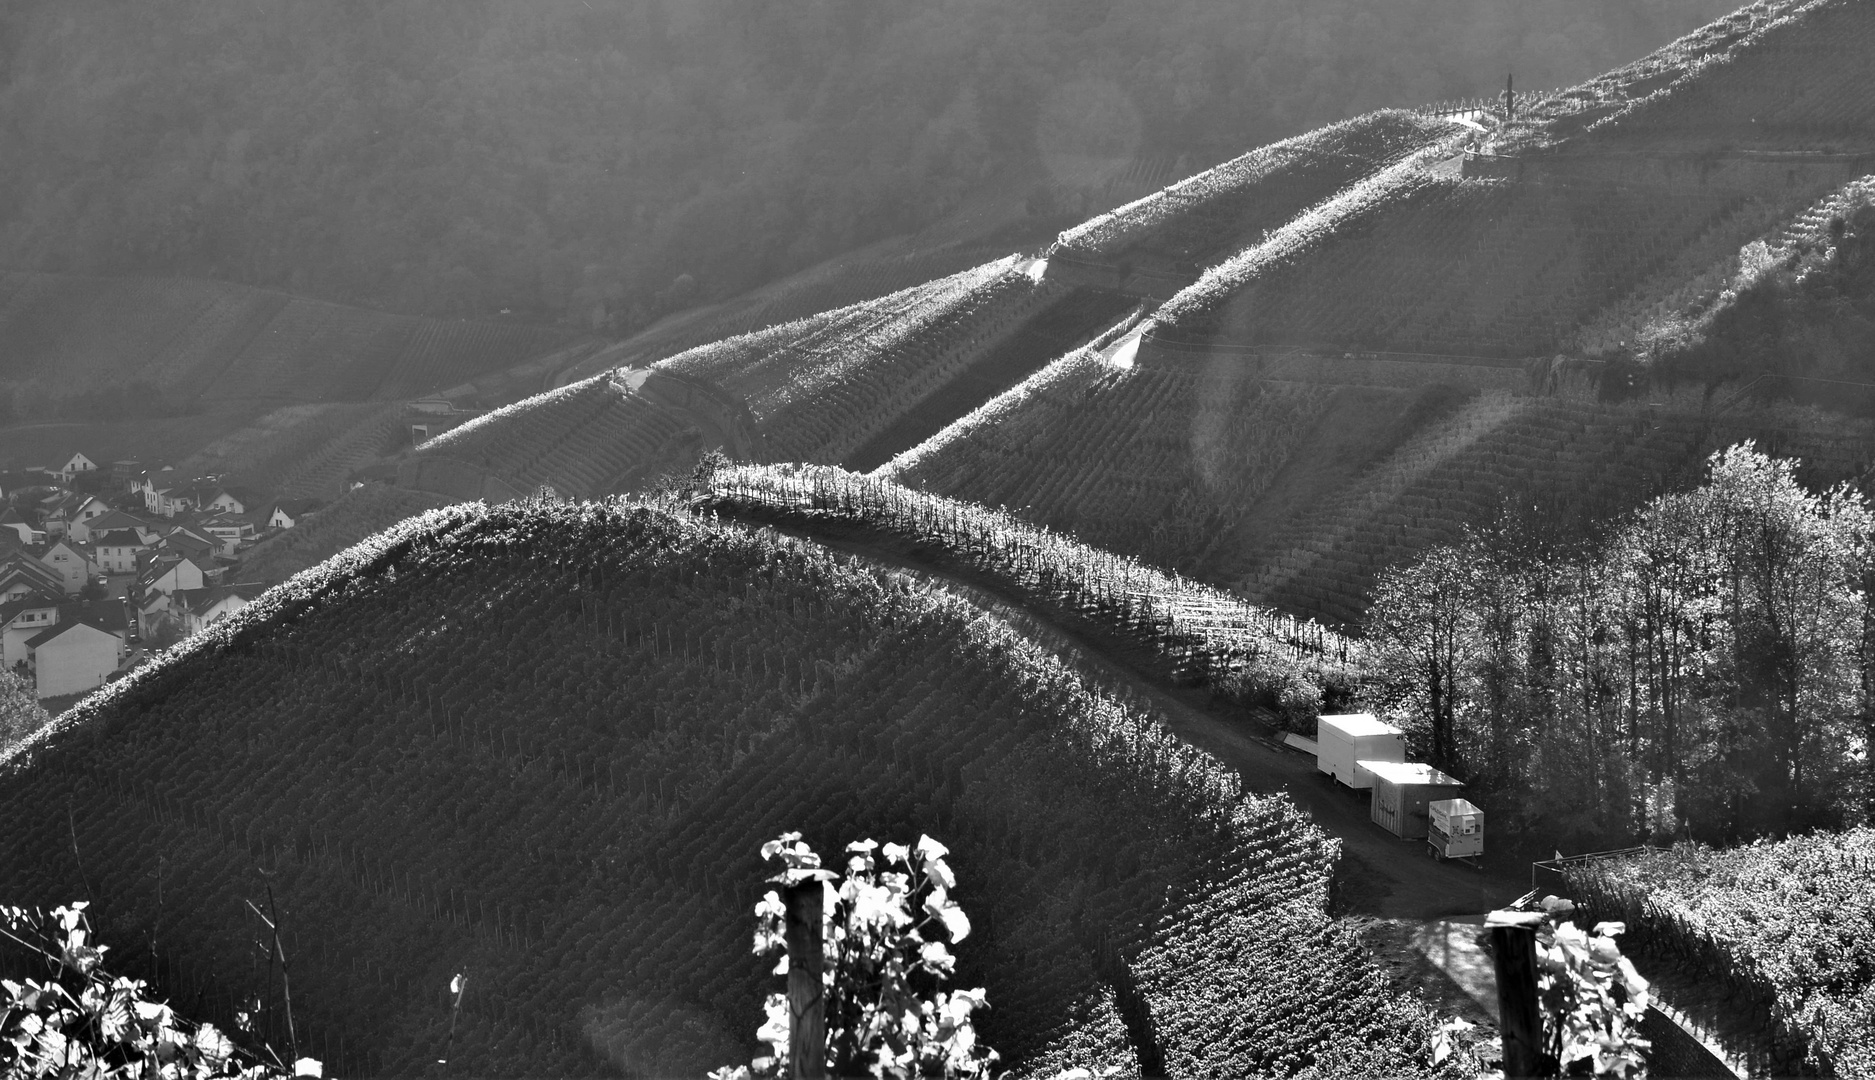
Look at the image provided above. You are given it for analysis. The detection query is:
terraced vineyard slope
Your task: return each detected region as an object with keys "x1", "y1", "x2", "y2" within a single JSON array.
[
  {"x1": 1048, "y1": 111, "x2": 1465, "y2": 299},
  {"x1": 397, "y1": 258, "x2": 1142, "y2": 501},
  {"x1": 234, "y1": 482, "x2": 452, "y2": 585},
  {"x1": 0, "y1": 500, "x2": 1452, "y2": 1079},
  {"x1": 1142, "y1": 0, "x2": 1875, "y2": 361}
]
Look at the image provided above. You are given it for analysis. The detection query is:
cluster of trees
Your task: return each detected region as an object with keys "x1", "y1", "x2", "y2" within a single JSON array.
[
  {"x1": 0, "y1": 0, "x2": 1735, "y2": 325},
  {"x1": 1367, "y1": 443, "x2": 1875, "y2": 848}
]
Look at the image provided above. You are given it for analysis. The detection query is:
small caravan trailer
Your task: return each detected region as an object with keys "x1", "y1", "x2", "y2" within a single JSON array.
[
  {"x1": 1315, "y1": 713, "x2": 1405, "y2": 789},
  {"x1": 1360, "y1": 761, "x2": 1464, "y2": 840},
  {"x1": 1428, "y1": 798, "x2": 1484, "y2": 859}
]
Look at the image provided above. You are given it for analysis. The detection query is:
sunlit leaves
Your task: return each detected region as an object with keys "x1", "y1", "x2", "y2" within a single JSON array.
[
  {"x1": 0, "y1": 903, "x2": 315, "y2": 1080},
  {"x1": 725, "y1": 833, "x2": 999, "y2": 1079},
  {"x1": 1533, "y1": 915, "x2": 1651, "y2": 1078}
]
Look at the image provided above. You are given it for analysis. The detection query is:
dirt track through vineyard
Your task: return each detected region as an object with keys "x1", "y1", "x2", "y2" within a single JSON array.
[{"x1": 775, "y1": 525, "x2": 1532, "y2": 920}]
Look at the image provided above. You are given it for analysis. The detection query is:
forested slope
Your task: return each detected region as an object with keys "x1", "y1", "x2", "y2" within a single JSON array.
[
  {"x1": 0, "y1": 271, "x2": 572, "y2": 416},
  {"x1": 0, "y1": 500, "x2": 1453, "y2": 1079}
]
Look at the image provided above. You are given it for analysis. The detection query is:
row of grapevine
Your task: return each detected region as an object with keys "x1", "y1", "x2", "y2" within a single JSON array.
[
  {"x1": 844, "y1": 288, "x2": 1142, "y2": 472},
  {"x1": 235, "y1": 482, "x2": 451, "y2": 584},
  {"x1": 1563, "y1": 832, "x2": 1875, "y2": 1079},
  {"x1": 660, "y1": 260, "x2": 1017, "y2": 415},
  {"x1": 0, "y1": 498, "x2": 1435, "y2": 1077},
  {"x1": 1051, "y1": 110, "x2": 1464, "y2": 272},
  {"x1": 411, "y1": 372, "x2": 701, "y2": 497},
  {"x1": 1599, "y1": 172, "x2": 1875, "y2": 362},
  {"x1": 268, "y1": 406, "x2": 409, "y2": 498},
  {"x1": 701, "y1": 464, "x2": 1357, "y2": 700},
  {"x1": 887, "y1": 345, "x2": 1340, "y2": 575},
  {"x1": 1242, "y1": 393, "x2": 1875, "y2": 625},
  {"x1": 1585, "y1": 0, "x2": 1875, "y2": 144},
  {"x1": 653, "y1": 259, "x2": 1059, "y2": 468},
  {"x1": 1152, "y1": 143, "x2": 1849, "y2": 360}
]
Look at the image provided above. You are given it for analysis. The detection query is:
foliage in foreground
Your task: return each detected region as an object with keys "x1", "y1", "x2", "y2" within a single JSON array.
[
  {"x1": 1565, "y1": 831, "x2": 1875, "y2": 1079},
  {"x1": 0, "y1": 668, "x2": 51, "y2": 757},
  {"x1": 1, "y1": 903, "x2": 317, "y2": 1079},
  {"x1": 714, "y1": 834, "x2": 996, "y2": 1080}
]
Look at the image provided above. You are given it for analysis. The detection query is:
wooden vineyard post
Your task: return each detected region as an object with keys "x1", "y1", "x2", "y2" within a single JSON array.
[
  {"x1": 1487, "y1": 909, "x2": 1546, "y2": 1078},
  {"x1": 783, "y1": 881, "x2": 827, "y2": 1079}
]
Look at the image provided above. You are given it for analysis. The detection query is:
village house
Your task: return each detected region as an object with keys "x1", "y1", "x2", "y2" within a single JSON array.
[
  {"x1": 93, "y1": 529, "x2": 153, "y2": 574},
  {"x1": 69, "y1": 508, "x2": 157, "y2": 546},
  {"x1": 197, "y1": 514, "x2": 258, "y2": 556},
  {"x1": 174, "y1": 582, "x2": 268, "y2": 637},
  {"x1": 266, "y1": 499, "x2": 324, "y2": 531},
  {"x1": 158, "y1": 523, "x2": 220, "y2": 565},
  {"x1": 27, "y1": 606, "x2": 125, "y2": 700},
  {"x1": 135, "y1": 550, "x2": 217, "y2": 638},
  {"x1": 0, "y1": 553, "x2": 67, "y2": 603},
  {"x1": 38, "y1": 491, "x2": 111, "y2": 538},
  {"x1": 0, "y1": 507, "x2": 44, "y2": 546},
  {"x1": 34, "y1": 538, "x2": 97, "y2": 595},
  {"x1": 0, "y1": 593, "x2": 64, "y2": 672},
  {"x1": 56, "y1": 452, "x2": 98, "y2": 483}
]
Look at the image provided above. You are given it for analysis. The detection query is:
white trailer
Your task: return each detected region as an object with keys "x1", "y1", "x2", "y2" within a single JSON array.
[
  {"x1": 1315, "y1": 713, "x2": 1405, "y2": 789},
  {"x1": 1428, "y1": 798, "x2": 1484, "y2": 859}
]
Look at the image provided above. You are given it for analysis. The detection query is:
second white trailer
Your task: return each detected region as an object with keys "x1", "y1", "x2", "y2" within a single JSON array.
[{"x1": 1315, "y1": 713, "x2": 1406, "y2": 788}]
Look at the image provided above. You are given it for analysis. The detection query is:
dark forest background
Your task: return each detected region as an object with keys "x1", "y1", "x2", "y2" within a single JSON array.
[{"x1": 0, "y1": 0, "x2": 1735, "y2": 329}]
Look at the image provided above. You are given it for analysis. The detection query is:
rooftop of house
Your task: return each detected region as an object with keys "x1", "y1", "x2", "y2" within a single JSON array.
[
  {"x1": 174, "y1": 582, "x2": 269, "y2": 614},
  {"x1": 26, "y1": 607, "x2": 124, "y2": 649},
  {"x1": 85, "y1": 510, "x2": 154, "y2": 534},
  {"x1": 271, "y1": 498, "x2": 325, "y2": 518},
  {"x1": 0, "y1": 593, "x2": 65, "y2": 624}
]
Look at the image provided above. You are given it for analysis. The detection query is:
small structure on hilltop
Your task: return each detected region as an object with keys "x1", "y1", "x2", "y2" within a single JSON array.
[
  {"x1": 1360, "y1": 760, "x2": 1465, "y2": 840},
  {"x1": 1315, "y1": 713, "x2": 1405, "y2": 788}
]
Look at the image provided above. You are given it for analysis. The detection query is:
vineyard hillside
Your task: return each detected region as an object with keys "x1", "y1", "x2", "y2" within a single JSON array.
[
  {"x1": 889, "y1": 331, "x2": 1875, "y2": 624},
  {"x1": 395, "y1": 258, "x2": 1139, "y2": 500},
  {"x1": 1140, "y1": 0, "x2": 1875, "y2": 360},
  {"x1": 233, "y1": 482, "x2": 451, "y2": 585},
  {"x1": 1047, "y1": 111, "x2": 1466, "y2": 299},
  {"x1": 0, "y1": 500, "x2": 1452, "y2": 1079}
]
